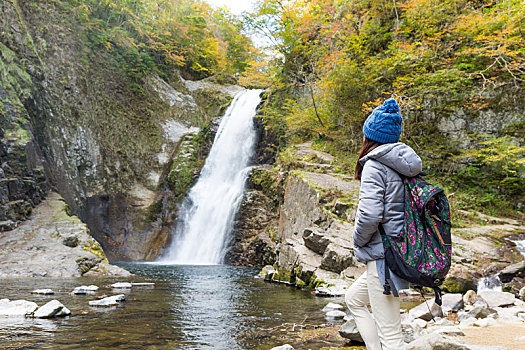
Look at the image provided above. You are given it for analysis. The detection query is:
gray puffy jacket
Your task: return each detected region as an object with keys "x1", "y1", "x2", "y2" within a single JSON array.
[{"x1": 353, "y1": 142, "x2": 423, "y2": 263}]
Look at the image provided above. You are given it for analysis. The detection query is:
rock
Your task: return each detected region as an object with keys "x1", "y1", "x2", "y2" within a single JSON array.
[
  {"x1": 320, "y1": 243, "x2": 354, "y2": 273},
  {"x1": 111, "y1": 282, "x2": 132, "y2": 289},
  {"x1": 428, "y1": 317, "x2": 454, "y2": 327},
  {"x1": 409, "y1": 300, "x2": 443, "y2": 321},
  {"x1": 432, "y1": 326, "x2": 465, "y2": 336},
  {"x1": 0, "y1": 299, "x2": 38, "y2": 317},
  {"x1": 89, "y1": 294, "x2": 125, "y2": 307},
  {"x1": 303, "y1": 227, "x2": 330, "y2": 254},
  {"x1": 270, "y1": 345, "x2": 294, "y2": 350},
  {"x1": 333, "y1": 201, "x2": 349, "y2": 218},
  {"x1": 478, "y1": 290, "x2": 516, "y2": 307},
  {"x1": 256, "y1": 265, "x2": 276, "y2": 279},
  {"x1": 495, "y1": 307, "x2": 523, "y2": 322},
  {"x1": 62, "y1": 235, "x2": 80, "y2": 248},
  {"x1": 33, "y1": 300, "x2": 70, "y2": 318},
  {"x1": 339, "y1": 317, "x2": 364, "y2": 343},
  {"x1": 457, "y1": 304, "x2": 496, "y2": 321},
  {"x1": 55, "y1": 305, "x2": 71, "y2": 317},
  {"x1": 316, "y1": 285, "x2": 347, "y2": 297},
  {"x1": 458, "y1": 317, "x2": 476, "y2": 329},
  {"x1": 441, "y1": 293, "x2": 464, "y2": 313},
  {"x1": 413, "y1": 318, "x2": 428, "y2": 329},
  {"x1": 520, "y1": 286, "x2": 525, "y2": 300},
  {"x1": 406, "y1": 333, "x2": 471, "y2": 350},
  {"x1": 322, "y1": 302, "x2": 344, "y2": 312},
  {"x1": 473, "y1": 317, "x2": 497, "y2": 328},
  {"x1": 31, "y1": 289, "x2": 54, "y2": 295},
  {"x1": 442, "y1": 276, "x2": 476, "y2": 294},
  {"x1": 0, "y1": 220, "x2": 16, "y2": 231},
  {"x1": 71, "y1": 285, "x2": 98, "y2": 294},
  {"x1": 86, "y1": 285, "x2": 99, "y2": 291},
  {"x1": 325, "y1": 310, "x2": 347, "y2": 320},
  {"x1": 498, "y1": 261, "x2": 525, "y2": 283},
  {"x1": 131, "y1": 282, "x2": 155, "y2": 287},
  {"x1": 463, "y1": 290, "x2": 478, "y2": 305},
  {"x1": 402, "y1": 323, "x2": 417, "y2": 344}
]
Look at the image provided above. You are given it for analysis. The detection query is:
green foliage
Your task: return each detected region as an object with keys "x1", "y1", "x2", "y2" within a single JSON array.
[
  {"x1": 248, "y1": 0, "x2": 524, "y2": 219},
  {"x1": 65, "y1": 0, "x2": 256, "y2": 84},
  {"x1": 458, "y1": 135, "x2": 525, "y2": 196}
]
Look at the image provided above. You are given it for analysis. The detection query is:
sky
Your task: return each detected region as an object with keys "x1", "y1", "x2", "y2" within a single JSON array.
[{"x1": 203, "y1": 0, "x2": 257, "y2": 15}]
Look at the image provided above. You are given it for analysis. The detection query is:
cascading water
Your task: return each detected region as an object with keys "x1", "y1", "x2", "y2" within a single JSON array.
[
  {"x1": 477, "y1": 237, "x2": 525, "y2": 292},
  {"x1": 160, "y1": 89, "x2": 262, "y2": 265}
]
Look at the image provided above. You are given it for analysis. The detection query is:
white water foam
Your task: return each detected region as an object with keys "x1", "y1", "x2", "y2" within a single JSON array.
[
  {"x1": 159, "y1": 89, "x2": 262, "y2": 265},
  {"x1": 513, "y1": 239, "x2": 525, "y2": 258},
  {"x1": 477, "y1": 275, "x2": 503, "y2": 292}
]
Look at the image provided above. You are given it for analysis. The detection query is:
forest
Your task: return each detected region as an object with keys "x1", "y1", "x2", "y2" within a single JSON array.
[{"x1": 244, "y1": 0, "x2": 525, "y2": 219}]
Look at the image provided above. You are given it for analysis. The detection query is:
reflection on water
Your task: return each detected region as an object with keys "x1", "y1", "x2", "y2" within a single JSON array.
[{"x1": 0, "y1": 263, "x2": 340, "y2": 349}]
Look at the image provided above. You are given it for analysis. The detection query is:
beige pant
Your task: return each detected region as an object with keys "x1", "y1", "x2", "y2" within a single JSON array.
[{"x1": 345, "y1": 260, "x2": 405, "y2": 350}]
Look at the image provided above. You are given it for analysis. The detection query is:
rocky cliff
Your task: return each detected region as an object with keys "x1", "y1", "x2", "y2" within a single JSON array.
[
  {"x1": 0, "y1": 0, "x2": 240, "y2": 261},
  {"x1": 231, "y1": 142, "x2": 525, "y2": 297}
]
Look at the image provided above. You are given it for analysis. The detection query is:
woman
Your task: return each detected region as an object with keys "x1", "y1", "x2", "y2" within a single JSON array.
[{"x1": 345, "y1": 98, "x2": 422, "y2": 350}]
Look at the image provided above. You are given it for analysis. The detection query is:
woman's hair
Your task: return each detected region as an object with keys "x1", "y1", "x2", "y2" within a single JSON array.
[{"x1": 354, "y1": 137, "x2": 384, "y2": 180}]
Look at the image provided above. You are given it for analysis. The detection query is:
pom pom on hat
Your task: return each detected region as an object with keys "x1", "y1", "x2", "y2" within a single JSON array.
[
  {"x1": 363, "y1": 98, "x2": 403, "y2": 143},
  {"x1": 382, "y1": 98, "x2": 399, "y2": 113}
]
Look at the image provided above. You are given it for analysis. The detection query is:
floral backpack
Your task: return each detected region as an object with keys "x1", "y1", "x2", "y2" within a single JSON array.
[{"x1": 379, "y1": 175, "x2": 452, "y2": 305}]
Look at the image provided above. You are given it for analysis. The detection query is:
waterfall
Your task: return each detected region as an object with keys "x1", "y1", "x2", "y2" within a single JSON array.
[
  {"x1": 477, "y1": 275, "x2": 503, "y2": 292},
  {"x1": 160, "y1": 89, "x2": 262, "y2": 265}
]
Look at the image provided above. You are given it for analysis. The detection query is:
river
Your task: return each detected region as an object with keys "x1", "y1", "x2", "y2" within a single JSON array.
[{"x1": 0, "y1": 263, "x2": 354, "y2": 349}]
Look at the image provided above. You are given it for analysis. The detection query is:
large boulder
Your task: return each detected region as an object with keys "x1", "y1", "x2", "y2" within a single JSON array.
[
  {"x1": 339, "y1": 317, "x2": 364, "y2": 343},
  {"x1": 478, "y1": 290, "x2": 516, "y2": 308},
  {"x1": 463, "y1": 290, "x2": 478, "y2": 305},
  {"x1": 0, "y1": 299, "x2": 38, "y2": 317},
  {"x1": 303, "y1": 227, "x2": 330, "y2": 254},
  {"x1": 409, "y1": 300, "x2": 443, "y2": 321},
  {"x1": 441, "y1": 276, "x2": 476, "y2": 294},
  {"x1": 89, "y1": 294, "x2": 125, "y2": 307},
  {"x1": 406, "y1": 333, "x2": 470, "y2": 350},
  {"x1": 33, "y1": 300, "x2": 70, "y2": 318},
  {"x1": 320, "y1": 243, "x2": 354, "y2": 273},
  {"x1": 441, "y1": 293, "x2": 464, "y2": 313},
  {"x1": 498, "y1": 261, "x2": 525, "y2": 283},
  {"x1": 457, "y1": 303, "x2": 496, "y2": 321}
]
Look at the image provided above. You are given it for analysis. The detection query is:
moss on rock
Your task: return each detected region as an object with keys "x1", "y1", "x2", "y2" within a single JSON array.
[{"x1": 442, "y1": 276, "x2": 476, "y2": 294}]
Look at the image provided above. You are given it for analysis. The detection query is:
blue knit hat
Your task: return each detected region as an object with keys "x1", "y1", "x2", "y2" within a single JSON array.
[{"x1": 363, "y1": 98, "x2": 403, "y2": 143}]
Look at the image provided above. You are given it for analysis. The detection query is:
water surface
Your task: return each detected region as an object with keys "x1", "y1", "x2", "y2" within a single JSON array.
[{"x1": 0, "y1": 264, "x2": 347, "y2": 349}]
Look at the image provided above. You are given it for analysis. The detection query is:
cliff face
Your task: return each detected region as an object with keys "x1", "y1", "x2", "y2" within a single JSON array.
[
  {"x1": 0, "y1": 0, "x2": 237, "y2": 261},
  {"x1": 231, "y1": 143, "x2": 525, "y2": 296}
]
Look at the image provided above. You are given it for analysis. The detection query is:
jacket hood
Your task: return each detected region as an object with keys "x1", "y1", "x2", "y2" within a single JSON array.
[{"x1": 360, "y1": 142, "x2": 422, "y2": 177}]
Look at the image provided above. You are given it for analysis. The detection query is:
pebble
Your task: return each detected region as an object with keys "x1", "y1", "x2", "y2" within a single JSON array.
[
  {"x1": 111, "y1": 282, "x2": 132, "y2": 289},
  {"x1": 31, "y1": 289, "x2": 54, "y2": 295}
]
